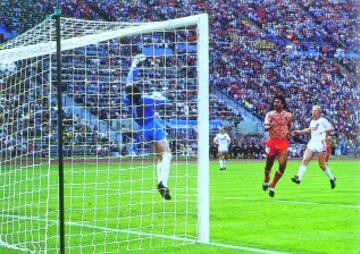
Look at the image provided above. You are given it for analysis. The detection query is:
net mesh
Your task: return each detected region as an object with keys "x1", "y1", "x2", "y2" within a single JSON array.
[
  {"x1": 0, "y1": 15, "x2": 207, "y2": 253},
  {"x1": 0, "y1": 50, "x2": 58, "y2": 253}
]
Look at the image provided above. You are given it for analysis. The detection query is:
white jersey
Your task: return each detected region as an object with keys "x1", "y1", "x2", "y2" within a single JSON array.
[
  {"x1": 307, "y1": 117, "x2": 333, "y2": 153},
  {"x1": 309, "y1": 117, "x2": 332, "y2": 142},
  {"x1": 214, "y1": 133, "x2": 231, "y2": 152}
]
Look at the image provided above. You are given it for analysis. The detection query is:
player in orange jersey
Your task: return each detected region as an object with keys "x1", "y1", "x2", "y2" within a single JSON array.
[{"x1": 262, "y1": 95, "x2": 293, "y2": 197}]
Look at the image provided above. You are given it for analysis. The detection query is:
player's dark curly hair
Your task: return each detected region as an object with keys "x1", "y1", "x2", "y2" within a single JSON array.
[
  {"x1": 125, "y1": 85, "x2": 142, "y2": 104},
  {"x1": 270, "y1": 94, "x2": 287, "y2": 110}
]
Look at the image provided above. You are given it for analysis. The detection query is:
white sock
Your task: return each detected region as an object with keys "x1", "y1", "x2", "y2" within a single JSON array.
[
  {"x1": 219, "y1": 160, "x2": 223, "y2": 168},
  {"x1": 324, "y1": 167, "x2": 334, "y2": 180},
  {"x1": 223, "y1": 159, "x2": 226, "y2": 168},
  {"x1": 156, "y1": 162, "x2": 162, "y2": 184},
  {"x1": 297, "y1": 163, "x2": 308, "y2": 180},
  {"x1": 161, "y1": 152, "x2": 172, "y2": 187}
]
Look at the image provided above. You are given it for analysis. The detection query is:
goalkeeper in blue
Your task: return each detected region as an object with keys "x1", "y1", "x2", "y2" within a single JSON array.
[{"x1": 124, "y1": 54, "x2": 172, "y2": 200}]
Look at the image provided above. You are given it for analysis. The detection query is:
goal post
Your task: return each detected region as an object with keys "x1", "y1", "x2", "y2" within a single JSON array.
[
  {"x1": 0, "y1": 12, "x2": 209, "y2": 253},
  {"x1": 197, "y1": 13, "x2": 210, "y2": 244}
]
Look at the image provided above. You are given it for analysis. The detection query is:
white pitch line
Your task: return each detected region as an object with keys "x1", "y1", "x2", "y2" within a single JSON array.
[
  {"x1": 218, "y1": 196, "x2": 360, "y2": 209},
  {"x1": 0, "y1": 214, "x2": 289, "y2": 254},
  {"x1": 0, "y1": 238, "x2": 35, "y2": 254},
  {"x1": 207, "y1": 241, "x2": 289, "y2": 254}
]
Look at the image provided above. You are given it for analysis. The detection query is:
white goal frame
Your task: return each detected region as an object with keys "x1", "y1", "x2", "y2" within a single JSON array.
[{"x1": 0, "y1": 13, "x2": 209, "y2": 248}]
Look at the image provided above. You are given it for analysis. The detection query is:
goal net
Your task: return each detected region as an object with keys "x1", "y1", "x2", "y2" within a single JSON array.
[{"x1": 0, "y1": 14, "x2": 209, "y2": 253}]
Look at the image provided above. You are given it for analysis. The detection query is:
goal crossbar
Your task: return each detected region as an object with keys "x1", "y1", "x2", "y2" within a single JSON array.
[{"x1": 0, "y1": 14, "x2": 207, "y2": 63}]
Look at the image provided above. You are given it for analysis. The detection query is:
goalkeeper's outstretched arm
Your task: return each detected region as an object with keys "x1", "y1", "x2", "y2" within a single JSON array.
[
  {"x1": 126, "y1": 54, "x2": 146, "y2": 85},
  {"x1": 124, "y1": 54, "x2": 146, "y2": 105}
]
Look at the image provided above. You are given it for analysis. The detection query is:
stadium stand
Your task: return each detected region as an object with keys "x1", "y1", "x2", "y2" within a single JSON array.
[{"x1": 0, "y1": 0, "x2": 358, "y2": 156}]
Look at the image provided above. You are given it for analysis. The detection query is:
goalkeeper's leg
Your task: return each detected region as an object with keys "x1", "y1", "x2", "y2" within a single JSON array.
[
  {"x1": 156, "y1": 158, "x2": 163, "y2": 185},
  {"x1": 154, "y1": 139, "x2": 172, "y2": 200}
]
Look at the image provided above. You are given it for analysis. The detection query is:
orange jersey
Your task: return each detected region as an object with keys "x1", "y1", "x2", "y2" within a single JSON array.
[
  {"x1": 326, "y1": 145, "x2": 332, "y2": 154},
  {"x1": 325, "y1": 136, "x2": 332, "y2": 147},
  {"x1": 265, "y1": 110, "x2": 292, "y2": 138},
  {"x1": 325, "y1": 136, "x2": 332, "y2": 154}
]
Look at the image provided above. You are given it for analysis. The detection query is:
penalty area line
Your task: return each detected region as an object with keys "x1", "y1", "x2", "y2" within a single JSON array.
[{"x1": 0, "y1": 213, "x2": 288, "y2": 254}]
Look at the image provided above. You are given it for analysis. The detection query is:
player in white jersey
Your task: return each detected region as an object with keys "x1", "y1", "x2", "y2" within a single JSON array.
[
  {"x1": 213, "y1": 127, "x2": 231, "y2": 170},
  {"x1": 291, "y1": 105, "x2": 336, "y2": 189}
]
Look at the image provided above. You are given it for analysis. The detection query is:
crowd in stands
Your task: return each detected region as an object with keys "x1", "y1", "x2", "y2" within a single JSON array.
[
  {"x1": 210, "y1": 134, "x2": 266, "y2": 159},
  {"x1": 209, "y1": 132, "x2": 354, "y2": 159},
  {"x1": 0, "y1": 0, "x2": 358, "y2": 156},
  {"x1": 0, "y1": 66, "x2": 52, "y2": 158},
  {"x1": 299, "y1": 0, "x2": 358, "y2": 50},
  {"x1": 0, "y1": 65, "x2": 113, "y2": 158},
  {"x1": 61, "y1": 38, "x2": 240, "y2": 124}
]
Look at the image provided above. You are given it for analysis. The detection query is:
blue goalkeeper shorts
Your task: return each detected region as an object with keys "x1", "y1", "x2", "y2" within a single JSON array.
[{"x1": 141, "y1": 120, "x2": 166, "y2": 142}]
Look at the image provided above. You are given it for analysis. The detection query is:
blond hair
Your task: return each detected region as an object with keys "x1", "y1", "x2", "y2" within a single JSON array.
[{"x1": 312, "y1": 105, "x2": 322, "y2": 112}]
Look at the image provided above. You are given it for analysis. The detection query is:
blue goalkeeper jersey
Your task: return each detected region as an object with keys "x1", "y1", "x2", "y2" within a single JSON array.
[
  {"x1": 123, "y1": 96, "x2": 166, "y2": 126},
  {"x1": 124, "y1": 58, "x2": 167, "y2": 126}
]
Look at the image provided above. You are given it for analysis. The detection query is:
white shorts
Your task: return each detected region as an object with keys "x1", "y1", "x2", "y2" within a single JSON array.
[
  {"x1": 218, "y1": 145, "x2": 228, "y2": 153},
  {"x1": 307, "y1": 140, "x2": 326, "y2": 153}
]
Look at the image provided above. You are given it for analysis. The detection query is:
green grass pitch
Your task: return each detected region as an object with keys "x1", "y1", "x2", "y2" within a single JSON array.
[{"x1": 0, "y1": 159, "x2": 359, "y2": 254}]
